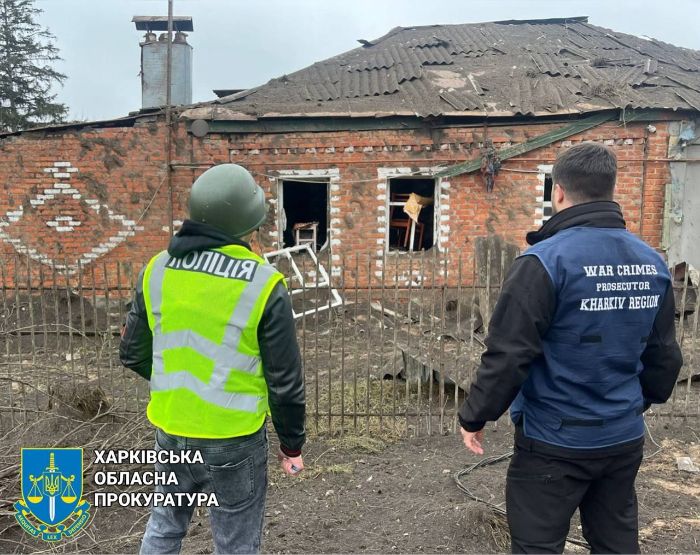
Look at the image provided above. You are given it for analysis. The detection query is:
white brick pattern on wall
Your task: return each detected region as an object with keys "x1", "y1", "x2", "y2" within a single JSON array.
[{"x1": 0, "y1": 162, "x2": 143, "y2": 272}]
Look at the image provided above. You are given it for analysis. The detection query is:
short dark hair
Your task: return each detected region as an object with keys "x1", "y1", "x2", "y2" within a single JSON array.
[{"x1": 551, "y1": 142, "x2": 617, "y2": 202}]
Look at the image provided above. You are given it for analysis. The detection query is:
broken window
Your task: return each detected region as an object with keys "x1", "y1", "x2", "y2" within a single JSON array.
[
  {"x1": 281, "y1": 179, "x2": 328, "y2": 251},
  {"x1": 543, "y1": 174, "x2": 553, "y2": 222},
  {"x1": 264, "y1": 244, "x2": 343, "y2": 318},
  {"x1": 387, "y1": 178, "x2": 436, "y2": 251}
]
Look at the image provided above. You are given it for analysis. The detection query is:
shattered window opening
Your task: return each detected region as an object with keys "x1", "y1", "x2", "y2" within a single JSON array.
[
  {"x1": 281, "y1": 179, "x2": 329, "y2": 251},
  {"x1": 387, "y1": 177, "x2": 436, "y2": 252},
  {"x1": 543, "y1": 174, "x2": 553, "y2": 222}
]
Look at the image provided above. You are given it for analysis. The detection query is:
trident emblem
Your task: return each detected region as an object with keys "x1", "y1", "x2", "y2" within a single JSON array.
[
  {"x1": 26, "y1": 453, "x2": 76, "y2": 523},
  {"x1": 16, "y1": 448, "x2": 90, "y2": 541}
]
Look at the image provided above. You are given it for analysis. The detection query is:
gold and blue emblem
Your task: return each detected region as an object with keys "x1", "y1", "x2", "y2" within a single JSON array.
[{"x1": 14, "y1": 448, "x2": 91, "y2": 542}]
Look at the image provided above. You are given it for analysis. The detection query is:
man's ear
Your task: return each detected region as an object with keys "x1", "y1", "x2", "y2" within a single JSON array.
[{"x1": 553, "y1": 183, "x2": 566, "y2": 205}]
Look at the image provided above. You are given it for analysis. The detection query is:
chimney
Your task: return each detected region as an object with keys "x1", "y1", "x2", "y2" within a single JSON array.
[{"x1": 132, "y1": 16, "x2": 194, "y2": 109}]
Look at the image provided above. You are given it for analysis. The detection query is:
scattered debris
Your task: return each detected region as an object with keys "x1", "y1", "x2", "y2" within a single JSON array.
[
  {"x1": 264, "y1": 244, "x2": 342, "y2": 318},
  {"x1": 672, "y1": 262, "x2": 697, "y2": 316},
  {"x1": 676, "y1": 456, "x2": 700, "y2": 473},
  {"x1": 480, "y1": 140, "x2": 501, "y2": 192}
]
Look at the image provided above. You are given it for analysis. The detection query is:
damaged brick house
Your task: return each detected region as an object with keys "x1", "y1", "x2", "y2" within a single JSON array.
[{"x1": 1, "y1": 16, "x2": 699, "y2": 289}]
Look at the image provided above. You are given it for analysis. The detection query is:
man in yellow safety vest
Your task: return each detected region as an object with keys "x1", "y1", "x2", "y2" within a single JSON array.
[{"x1": 120, "y1": 164, "x2": 305, "y2": 554}]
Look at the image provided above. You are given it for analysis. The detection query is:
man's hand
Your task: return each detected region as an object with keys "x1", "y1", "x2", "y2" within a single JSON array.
[
  {"x1": 277, "y1": 450, "x2": 304, "y2": 476},
  {"x1": 460, "y1": 427, "x2": 485, "y2": 455}
]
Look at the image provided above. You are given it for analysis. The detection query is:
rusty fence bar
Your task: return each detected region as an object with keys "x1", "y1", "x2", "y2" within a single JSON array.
[{"x1": 0, "y1": 252, "x2": 698, "y2": 437}]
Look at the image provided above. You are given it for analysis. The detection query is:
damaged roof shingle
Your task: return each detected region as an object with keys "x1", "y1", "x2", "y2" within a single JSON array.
[{"x1": 187, "y1": 16, "x2": 700, "y2": 120}]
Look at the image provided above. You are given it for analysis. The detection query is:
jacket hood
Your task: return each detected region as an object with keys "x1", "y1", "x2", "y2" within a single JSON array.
[
  {"x1": 526, "y1": 201, "x2": 626, "y2": 246},
  {"x1": 167, "y1": 219, "x2": 251, "y2": 257}
]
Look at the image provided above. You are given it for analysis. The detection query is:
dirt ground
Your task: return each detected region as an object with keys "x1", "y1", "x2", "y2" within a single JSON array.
[{"x1": 0, "y1": 417, "x2": 698, "y2": 554}]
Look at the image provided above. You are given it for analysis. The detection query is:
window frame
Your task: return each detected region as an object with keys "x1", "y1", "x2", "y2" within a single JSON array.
[
  {"x1": 274, "y1": 169, "x2": 339, "y2": 253},
  {"x1": 537, "y1": 164, "x2": 554, "y2": 226},
  {"x1": 381, "y1": 170, "x2": 442, "y2": 254}
]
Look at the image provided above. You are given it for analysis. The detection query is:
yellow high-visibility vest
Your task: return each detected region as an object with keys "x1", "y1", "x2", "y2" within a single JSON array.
[{"x1": 142, "y1": 245, "x2": 284, "y2": 438}]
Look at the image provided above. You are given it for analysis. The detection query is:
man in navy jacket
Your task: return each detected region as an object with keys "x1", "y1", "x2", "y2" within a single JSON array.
[{"x1": 459, "y1": 142, "x2": 682, "y2": 553}]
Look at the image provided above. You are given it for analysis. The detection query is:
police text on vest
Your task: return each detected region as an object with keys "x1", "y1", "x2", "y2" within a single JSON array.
[{"x1": 165, "y1": 250, "x2": 259, "y2": 282}]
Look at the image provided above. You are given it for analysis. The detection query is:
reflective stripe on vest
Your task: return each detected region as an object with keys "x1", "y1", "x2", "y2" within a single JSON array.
[{"x1": 146, "y1": 250, "x2": 278, "y2": 413}]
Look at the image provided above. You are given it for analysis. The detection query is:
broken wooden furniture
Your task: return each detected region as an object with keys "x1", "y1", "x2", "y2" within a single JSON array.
[
  {"x1": 388, "y1": 192, "x2": 432, "y2": 251},
  {"x1": 293, "y1": 221, "x2": 319, "y2": 252},
  {"x1": 389, "y1": 192, "x2": 412, "y2": 247}
]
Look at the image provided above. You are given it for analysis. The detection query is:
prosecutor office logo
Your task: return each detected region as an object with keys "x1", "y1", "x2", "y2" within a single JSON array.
[{"x1": 14, "y1": 448, "x2": 91, "y2": 542}]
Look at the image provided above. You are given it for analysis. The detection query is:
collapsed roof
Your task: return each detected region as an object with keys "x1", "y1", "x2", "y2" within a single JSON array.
[{"x1": 183, "y1": 16, "x2": 700, "y2": 121}]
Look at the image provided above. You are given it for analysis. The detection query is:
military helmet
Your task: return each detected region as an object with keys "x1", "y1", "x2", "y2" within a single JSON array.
[{"x1": 188, "y1": 164, "x2": 267, "y2": 238}]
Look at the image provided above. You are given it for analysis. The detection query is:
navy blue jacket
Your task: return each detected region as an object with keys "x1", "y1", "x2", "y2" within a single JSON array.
[{"x1": 459, "y1": 201, "x2": 682, "y2": 451}]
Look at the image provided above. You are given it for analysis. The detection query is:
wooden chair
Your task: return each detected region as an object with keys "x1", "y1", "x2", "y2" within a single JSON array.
[
  {"x1": 293, "y1": 221, "x2": 319, "y2": 252},
  {"x1": 389, "y1": 193, "x2": 425, "y2": 250}
]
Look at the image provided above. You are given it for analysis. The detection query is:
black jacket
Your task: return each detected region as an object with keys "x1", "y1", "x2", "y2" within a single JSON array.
[
  {"x1": 119, "y1": 220, "x2": 305, "y2": 455},
  {"x1": 458, "y1": 201, "x2": 683, "y2": 439}
]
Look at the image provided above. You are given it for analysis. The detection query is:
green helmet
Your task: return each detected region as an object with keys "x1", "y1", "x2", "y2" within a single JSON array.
[{"x1": 188, "y1": 164, "x2": 267, "y2": 238}]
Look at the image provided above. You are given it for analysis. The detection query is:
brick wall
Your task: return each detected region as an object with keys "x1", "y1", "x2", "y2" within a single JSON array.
[{"x1": 0, "y1": 117, "x2": 676, "y2": 289}]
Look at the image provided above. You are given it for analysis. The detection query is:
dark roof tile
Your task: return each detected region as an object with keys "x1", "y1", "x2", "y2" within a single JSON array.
[{"x1": 190, "y1": 17, "x2": 700, "y2": 119}]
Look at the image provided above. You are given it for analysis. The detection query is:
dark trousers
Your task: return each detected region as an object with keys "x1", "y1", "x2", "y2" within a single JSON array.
[{"x1": 506, "y1": 430, "x2": 644, "y2": 554}]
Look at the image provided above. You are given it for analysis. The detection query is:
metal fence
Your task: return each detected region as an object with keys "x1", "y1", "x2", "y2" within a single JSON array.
[{"x1": 0, "y1": 247, "x2": 698, "y2": 437}]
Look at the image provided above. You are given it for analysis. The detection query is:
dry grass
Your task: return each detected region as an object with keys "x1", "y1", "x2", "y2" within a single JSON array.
[
  {"x1": 639, "y1": 437, "x2": 700, "y2": 473},
  {"x1": 465, "y1": 505, "x2": 510, "y2": 552},
  {"x1": 268, "y1": 459, "x2": 355, "y2": 486},
  {"x1": 311, "y1": 375, "x2": 430, "y2": 439},
  {"x1": 327, "y1": 435, "x2": 386, "y2": 454},
  {"x1": 650, "y1": 478, "x2": 700, "y2": 497},
  {"x1": 314, "y1": 463, "x2": 354, "y2": 475},
  {"x1": 640, "y1": 516, "x2": 700, "y2": 543}
]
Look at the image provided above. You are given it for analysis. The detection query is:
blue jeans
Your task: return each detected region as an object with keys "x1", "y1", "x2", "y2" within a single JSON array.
[{"x1": 140, "y1": 426, "x2": 268, "y2": 554}]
